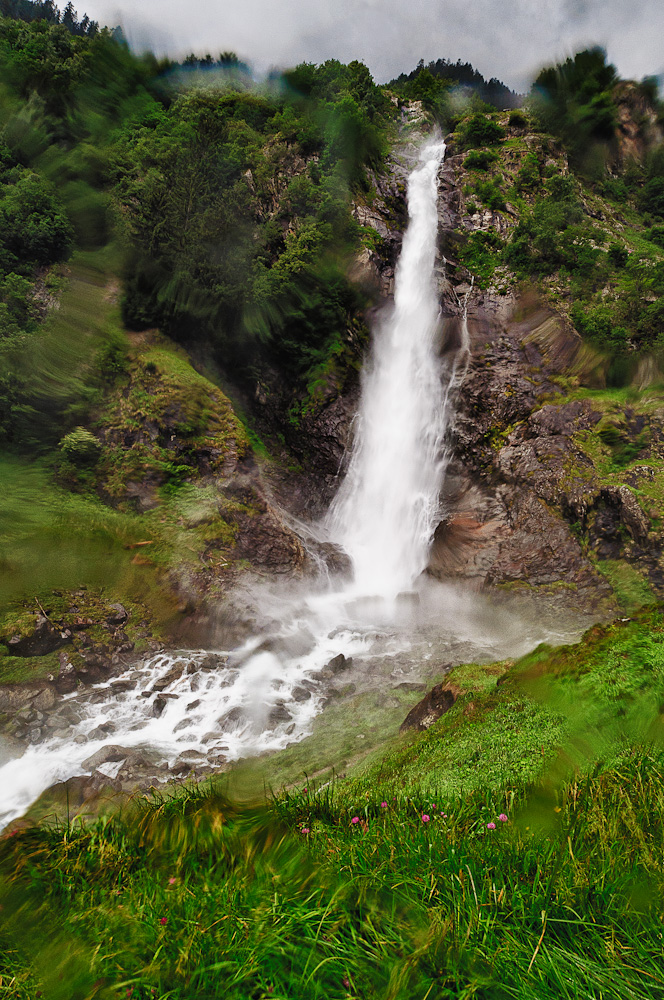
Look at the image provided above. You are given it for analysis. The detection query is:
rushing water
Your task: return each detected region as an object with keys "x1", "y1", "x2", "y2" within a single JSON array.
[
  {"x1": 327, "y1": 138, "x2": 450, "y2": 595},
  {"x1": 0, "y1": 139, "x2": 589, "y2": 829}
]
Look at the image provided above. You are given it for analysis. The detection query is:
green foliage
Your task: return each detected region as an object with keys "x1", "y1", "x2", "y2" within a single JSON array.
[
  {"x1": 638, "y1": 176, "x2": 664, "y2": 218},
  {"x1": 508, "y1": 110, "x2": 528, "y2": 128},
  {"x1": 516, "y1": 151, "x2": 541, "y2": 191},
  {"x1": 0, "y1": 170, "x2": 72, "y2": 269},
  {"x1": 463, "y1": 147, "x2": 498, "y2": 170},
  {"x1": 571, "y1": 302, "x2": 629, "y2": 351},
  {"x1": 458, "y1": 110, "x2": 505, "y2": 150},
  {"x1": 474, "y1": 177, "x2": 506, "y2": 210},
  {"x1": 647, "y1": 224, "x2": 664, "y2": 249},
  {"x1": 58, "y1": 425, "x2": 100, "y2": 465},
  {"x1": 607, "y1": 241, "x2": 628, "y2": 267},
  {"x1": 505, "y1": 177, "x2": 602, "y2": 277},
  {"x1": 531, "y1": 47, "x2": 618, "y2": 176}
]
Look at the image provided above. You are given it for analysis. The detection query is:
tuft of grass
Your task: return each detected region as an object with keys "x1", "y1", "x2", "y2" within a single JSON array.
[{"x1": 2, "y1": 752, "x2": 664, "y2": 998}]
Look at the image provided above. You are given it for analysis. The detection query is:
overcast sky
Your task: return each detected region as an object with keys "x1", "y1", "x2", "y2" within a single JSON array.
[{"x1": 78, "y1": 0, "x2": 663, "y2": 92}]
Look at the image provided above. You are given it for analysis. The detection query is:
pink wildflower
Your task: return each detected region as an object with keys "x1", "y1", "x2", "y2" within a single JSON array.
[
  {"x1": 168, "y1": 877, "x2": 177, "y2": 885},
  {"x1": 351, "y1": 816, "x2": 360, "y2": 824},
  {"x1": 442, "y1": 813, "x2": 448, "y2": 818},
  {"x1": 380, "y1": 801, "x2": 388, "y2": 808},
  {"x1": 159, "y1": 916, "x2": 168, "y2": 925},
  {"x1": 422, "y1": 814, "x2": 430, "y2": 823},
  {"x1": 303, "y1": 787, "x2": 308, "y2": 793},
  {"x1": 301, "y1": 827, "x2": 310, "y2": 834},
  {"x1": 498, "y1": 813, "x2": 508, "y2": 822},
  {"x1": 487, "y1": 822, "x2": 496, "y2": 830}
]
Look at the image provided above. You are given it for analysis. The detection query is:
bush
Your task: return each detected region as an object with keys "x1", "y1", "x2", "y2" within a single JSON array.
[
  {"x1": 516, "y1": 152, "x2": 541, "y2": 192},
  {"x1": 639, "y1": 177, "x2": 664, "y2": 218},
  {"x1": 475, "y1": 179, "x2": 506, "y2": 211},
  {"x1": 647, "y1": 225, "x2": 664, "y2": 249},
  {"x1": 59, "y1": 427, "x2": 102, "y2": 466},
  {"x1": 608, "y1": 242, "x2": 628, "y2": 267},
  {"x1": 458, "y1": 111, "x2": 505, "y2": 150},
  {"x1": 508, "y1": 110, "x2": 527, "y2": 128},
  {"x1": 463, "y1": 149, "x2": 498, "y2": 170},
  {"x1": 0, "y1": 172, "x2": 73, "y2": 267},
  {"x1": 571, "y1": 302, "x2": 629, "y2": 350}
]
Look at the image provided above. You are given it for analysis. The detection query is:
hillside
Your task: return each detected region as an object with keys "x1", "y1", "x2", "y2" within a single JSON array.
[{"x1": 1, "y1": 20, "x2": 664, "y2": 999}]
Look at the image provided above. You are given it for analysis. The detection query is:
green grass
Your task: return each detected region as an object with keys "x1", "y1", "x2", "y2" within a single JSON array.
[
  {"x1": 1, "y1": 615, "x2": 664, "y2": 997},
  {"x1": 2, "y1": 750, "x2": 664, "y2": 999}
]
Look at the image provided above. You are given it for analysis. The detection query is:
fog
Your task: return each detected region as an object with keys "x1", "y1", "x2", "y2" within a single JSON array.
[{"x1": 79, "y1": 0, "x2": 663, "y2": 91}]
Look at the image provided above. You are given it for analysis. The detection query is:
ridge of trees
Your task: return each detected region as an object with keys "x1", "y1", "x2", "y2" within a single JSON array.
[
  {"x1": 390, "y1": 57, "x2": 521, "y2": 110},
  {"x1": 0, "y1": 0, "x2": 100, "y2": 36}
]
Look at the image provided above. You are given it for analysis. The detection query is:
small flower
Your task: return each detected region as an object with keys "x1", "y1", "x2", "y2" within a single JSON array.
[
  {"x1": 380, "y1": 801, "x2": 388, "y2": 808},
  {"x1": 486, "y1": 822, "x2": 496, "y2": 830},
  {"x1": 498, "y1": 813, "x2": 508, "y2": 823},
  {"x1": 159, "y1": 916, "x2": 168, "y2": 925},
  {"x1": 422, "y1": 814, "x2": 430, "y2": 823},
  {"x1": 432, "y1": 804, "x2": 437, "y2": 809},
  {"x1": 301, "y1": 827, "x2": 310, "y2": 834},
  {"x1": 442, "y1": 813, "x2": 448, "y2": 818},
  {"x1": 168, "y1": 877, "x2": 177, "y2": 884},
  {"x1": 342, "y1": 977, "x2": 350, "y2": 989},
  {"x1": 303, "y1": 787, "x2": 308, "y2": 793},
  {"x1": 351, "y1": 816, "x2": 360, "y2": 824}
]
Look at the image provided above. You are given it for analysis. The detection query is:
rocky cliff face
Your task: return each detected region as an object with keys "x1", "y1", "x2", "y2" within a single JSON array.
[
  {"x1": 428, "y1": 140, "x2": 663, "y2": 612},
  {"x1": 281, "y1": 106, "x2": 664, "y2": 613}
]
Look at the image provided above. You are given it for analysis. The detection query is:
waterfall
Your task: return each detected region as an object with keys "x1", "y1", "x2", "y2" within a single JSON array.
[{"x1": 326, "y1": 137, "x2": 449, "y2": 595}]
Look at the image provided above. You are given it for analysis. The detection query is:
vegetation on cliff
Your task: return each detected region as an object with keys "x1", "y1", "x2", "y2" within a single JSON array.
[{"x1": 1, "y1": 10, "x2": 664, "y2": 997}]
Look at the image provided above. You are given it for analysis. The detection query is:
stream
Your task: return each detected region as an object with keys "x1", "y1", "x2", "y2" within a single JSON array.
[{"x1": 0, "y1": 137, "x2": 592, "y2": 829}]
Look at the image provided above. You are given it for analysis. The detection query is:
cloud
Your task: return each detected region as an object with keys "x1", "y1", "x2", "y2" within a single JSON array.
[{"x1": 79, "y1": 0, "x2": 664, "y2": 90}]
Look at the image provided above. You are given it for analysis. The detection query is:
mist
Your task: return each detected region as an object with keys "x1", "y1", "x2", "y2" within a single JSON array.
[{"x1": 79, "y1": 0, "x2": 664, "y2": 91}]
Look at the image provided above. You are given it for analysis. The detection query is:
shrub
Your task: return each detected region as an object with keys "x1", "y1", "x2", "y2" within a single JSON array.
[
  {"x1": 59, "y1": 427, "x2": 102, "y2": 466},
  {"x1": 508, "y1": 110, "x2": 527, "y2": 128},
  {"x1": 516, "y1": 152, "x2": 541, "y2": 191},
  {"x1": 608, "y1": 242, "x2": 629, "y2": 267},
  {"x1": 475, "y1": 179, "x2": 506, "y2": 211},
  {"x1": 639, "y1": 177, "x2": 664, "y2": 218},
  {"x1": 571, "y1": 302, "x2": 629, "y2": 350},
  {"x1": 647, "y1": 225, "x2": 664, "y2": 249},
  {"x1": 458, "y1": 111, "x2": 505, "y2": 150},
  {"x1": 463, "y1": 149, "x2": 498, "y2": 170}
]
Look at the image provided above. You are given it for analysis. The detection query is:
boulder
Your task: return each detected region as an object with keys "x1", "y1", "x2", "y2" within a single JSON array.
[
  {"x1": 400, "y1": 683, "x2": 458, "y2": 732},
  {"x1": 7, "y1": 615, "x2": 71, "y2": 657}
]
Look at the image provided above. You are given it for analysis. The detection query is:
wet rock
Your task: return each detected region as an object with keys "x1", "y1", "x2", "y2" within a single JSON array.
[
  {"x1": 400, "y1": 683, "x2": 458, "y2": 732},
  {"x1": 230, "y1": 486, "x2": 307, "y2": 575},
  {"x1": 325, "y1": 653, "x2": 353, "y2": 675},
  {"x1": 292, "y1": 686, "x2": 312, "y2": 702},
  {"x1": 55, "y1": 656, "x2": 78, "y2": 694},
  {"x1": 107, "y1": 603, "x2": 128, "y2": 625},
  {"x1": 82, "y1": 745, "x2": 128, "y2": 770},
  {"x1": 88, "y1": 723, "x2": 116, "y2": 740},
  {"x1": 6, "y1": 615, "x2": 71, "y2": 657},
  {"x1": 151, "y1": 664, "x2": 184, "y2": 692},
  {"x1": 198, "y1": 653, "x2": 229, "y2": 672},
  {"x1": 32, "y1": 687, "x2": 56, "y2": 712},
  {"x1": 324, "y1": 683, "x2": 356, "y2": 703},
  {"x1": 396, "y1": 591, "x2": 420, "y2": 607},
  {"x1": 110, "y1": 679, "x2": 135, "y2": 693},
  {"x1": 392, "y1": 682, "x2": 427, "y2": 693},
  {"x1": 268, "y1": 702, "x2": 292, "y2": 725},
  {"x1": 0, "y1": 684, "x2": 56, "y2": 713}
]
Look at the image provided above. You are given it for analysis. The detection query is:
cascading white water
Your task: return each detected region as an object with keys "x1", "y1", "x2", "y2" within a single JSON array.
[
  {"x1": 326, "y1": 138, "x2": 448, "y2": 595},
  {"x1": 0, "y1": 135, "x2": 590, "y2": 832}
]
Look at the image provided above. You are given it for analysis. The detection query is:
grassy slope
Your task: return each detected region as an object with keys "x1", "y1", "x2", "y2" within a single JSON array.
[
  {"x1": 1, "y1": 614, "x2": 664, "y2": 998},
  {"x1": 0, "y1": 254, "x2": 260, "y2": 682}
]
